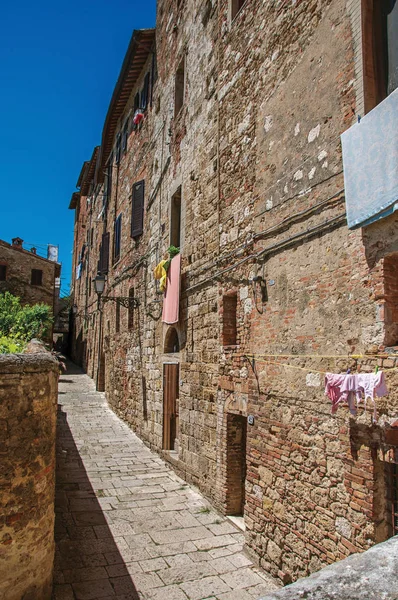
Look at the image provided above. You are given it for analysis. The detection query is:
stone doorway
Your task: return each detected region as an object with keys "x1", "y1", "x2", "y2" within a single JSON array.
[
  {"x1": 226, "y1": 413, "x2": 247, "y2": 516},
  {"x1": 163, "y1": 363, "x2": 179, "y2": 451}
]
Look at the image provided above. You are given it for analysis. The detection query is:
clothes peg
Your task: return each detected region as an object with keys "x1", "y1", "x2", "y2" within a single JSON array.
[
  {"x1": 346, "y1": 368, "x2": 351, "y2": 374},
  {"x1": 375, "y1": 365, "x2": 379, "y2": 374}
]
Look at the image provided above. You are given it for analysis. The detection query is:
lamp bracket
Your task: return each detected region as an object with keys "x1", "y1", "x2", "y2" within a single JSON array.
[{"x1": 101, "y1": 296, "x2": 140, "y2": 309}]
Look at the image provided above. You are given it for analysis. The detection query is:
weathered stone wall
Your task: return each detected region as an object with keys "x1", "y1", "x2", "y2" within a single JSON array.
[
  {"x1": 0, "y1": 240, "x2": 58, "y2": 309},
  {"x1": 0, "y1": 352, "x2": 58, "y2": 600},
  {"x1": 69, "y1": 0, "x2": 398, "y2": 584}
]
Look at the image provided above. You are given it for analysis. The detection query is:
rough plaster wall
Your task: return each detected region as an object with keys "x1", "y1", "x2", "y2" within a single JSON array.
[{"x1": 0, "y1": 353, "x2": 58, "y2": 600}]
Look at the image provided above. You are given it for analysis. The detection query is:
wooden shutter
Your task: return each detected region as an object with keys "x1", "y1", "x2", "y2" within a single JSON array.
[
  {"x1": 131, "y1": 180, "x2": 145, "y2": 238},
  {"x1": 101, "y1": 232, "x2": 110, "y2": 273},
  {"x1": 113, "y1": 215, "x2": 122, "y2": 263}
]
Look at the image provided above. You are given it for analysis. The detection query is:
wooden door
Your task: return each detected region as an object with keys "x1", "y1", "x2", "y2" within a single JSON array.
[{"x1": 163, "y1": 363, "x2": 179, "y2": 450}]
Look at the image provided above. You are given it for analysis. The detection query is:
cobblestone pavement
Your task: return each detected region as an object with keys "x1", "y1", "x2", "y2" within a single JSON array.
[{"x1": 53, "y1": 362, "x2": 279, "y2": 600}]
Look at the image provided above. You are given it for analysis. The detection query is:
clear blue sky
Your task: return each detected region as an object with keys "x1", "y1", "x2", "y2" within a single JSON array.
[{"x1": 0, "y1": 0, "x2": 156, "y2": 297}]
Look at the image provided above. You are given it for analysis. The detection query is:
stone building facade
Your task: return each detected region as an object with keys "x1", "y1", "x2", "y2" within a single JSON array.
[
  {"x1": 69, "y1": 0, "x2": 398, "y2": 583},
  {"x1": 0, "y1": 237, "x2": 61, "y2": 320}
]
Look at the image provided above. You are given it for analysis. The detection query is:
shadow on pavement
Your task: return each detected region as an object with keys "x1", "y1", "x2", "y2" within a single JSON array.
[{"x1": 53, "y1": 372, "x2": 140, "y2": 599}]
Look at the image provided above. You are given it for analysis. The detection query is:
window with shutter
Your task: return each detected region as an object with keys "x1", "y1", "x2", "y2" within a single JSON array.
[
  {"x1": 122, "y1": 119, "x2": 129, "y2": 152},
  {"x1": 141, "y1": 72, "x2": 151, "y2": 111},
  {"x1": 100, "y1": 232, "x2": 110, "y2": 274},
  {"x1": 113, "y1": 214, "x2": 122, "y2": 263},
  {"x1": 115, "y1": 133, "x2": 121, "y2": 164},
  {"x1": 131, "y1": 180, "x2": 145, "y2": 238}
]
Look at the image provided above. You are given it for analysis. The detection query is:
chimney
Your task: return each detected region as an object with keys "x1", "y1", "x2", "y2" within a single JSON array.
[
  {"x1": 12, "y1": 237, "x2": 23, "y2": 249},
  {"x1": 30, "y1": 247, "x2": 37, "y2": 254}
]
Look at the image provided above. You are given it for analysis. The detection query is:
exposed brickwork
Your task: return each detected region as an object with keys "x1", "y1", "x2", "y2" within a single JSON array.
[
  {"x1": 69, "y1": 0, "x2": 398, "y2": 584},
  {"x1": 0, "y1": 351, "x2": 59, "y2": 600}
]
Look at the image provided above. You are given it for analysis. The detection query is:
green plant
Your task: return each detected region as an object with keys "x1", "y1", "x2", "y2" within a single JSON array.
[
  {"x1": 0, "y1": 335, "x2": 26, "y2": 354},
  {"x1": 0, "y1": 292, "x2": 53, "y2": 353}
]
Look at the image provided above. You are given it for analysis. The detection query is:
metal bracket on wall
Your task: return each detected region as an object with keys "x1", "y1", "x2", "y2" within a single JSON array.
[{"x1": 101, "y1": 296, "x2": 140, "y2": 309}]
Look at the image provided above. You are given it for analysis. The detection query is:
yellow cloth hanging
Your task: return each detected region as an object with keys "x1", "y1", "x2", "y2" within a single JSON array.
[{"x1": 154, "y1": 260, "x2": 168, "y2": 292}]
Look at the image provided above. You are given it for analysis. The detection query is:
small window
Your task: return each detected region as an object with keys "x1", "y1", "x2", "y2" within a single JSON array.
[
  {"x1": 128, "y1": 288, "x2": 135, "y2": 330},
  {"x1": 115, "y1": 133, "x2": 121, "y2": 164},
  {"x1": 362, "y1": 0, "x2": 398, "y2": 112},
  {"x1": 131, "y1": 180, "x2": 145, "y2": 238},
  {"x1": 113, "y1": 214, "x2": 122, "y2": 264},
  {"x1": 170, "y1": 187, "x2": 182, "y2": 248},
  {"x1": 105, "y1": 160, "x2": 113, "y2": 205},
  {"x1": 31, "y1": 269, "x2": 43, "y2": 286},
  {"x1": 116, "y1": 302, "x2": 120, "y2": 334},
  {"x1": 0, "y1": 265, "x2": 6, "y2": 281},
  {"x1": 164, "y1": 327, "x2": 180, "y2": 353},
  {"x1": 141, "y1": 72, "x2": 151, "y2": 111},
  {"x1": 99, "y1": 232, "x2": 110, "y2": 274},
  {"x1": 122, "y1": 119, "x2": 129, "y2": 153},
  {"x1": 223, "y1": 293, "x2": 237, "y2": 346},
  {"x1": 231, "y1": 0, "x2": 247, "y2": 20},
  {"x1": 134, "y1": 92, "x2": 140, "y2": 112},
  {"x1": 174, "y1": 57, "x2": 185, "y2": 117},
  {"x1": 383, "y1": 254, "x2": 398, "y2": 346}
]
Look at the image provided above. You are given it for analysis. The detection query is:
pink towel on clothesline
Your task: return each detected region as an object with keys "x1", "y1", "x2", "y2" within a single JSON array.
[{"x1": 162, "y1": 254, "x2": 181, "y2": 325}]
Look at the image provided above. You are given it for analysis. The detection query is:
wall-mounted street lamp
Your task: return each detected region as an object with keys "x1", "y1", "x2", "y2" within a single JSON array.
[
  {"x1": 93, "y1": 274, "x2": 140, "y2": 309},
  {"x1": 93, "y1": 273, "x2": 140, "y2": 392}
]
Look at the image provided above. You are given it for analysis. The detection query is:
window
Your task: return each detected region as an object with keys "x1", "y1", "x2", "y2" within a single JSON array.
[
  {"x1": 223, "y1": 293, "x2": 237, "y2": 346},
  {"x1": 134, "y1": 92, "x2": 140, "y2": 112},
  {"x1": 115, "y1": 133, "x2": 121, "y2": 164},
  {"x1": 131, "y1": 180, "x2": 145, "y2": 238},
  {"x1": 105, "y1": 159, "x2": 113, "y2": 206},
  {"x1": 174, "y1": 57, "x2": 185, "y2": 117},
  {"x1": 231, "y1": 0, "x2": 247, "y2": 20},
  {"x1": 113, "y1": 214, "x2": 122, "y2": 264},
  {"x1": 99, "y1": 232, "x2": 110, "y2": 274},
  {"x1": 141, "y1": 72, "x2": 151, "y2": 111},
  {"x1": 362, "y1": 0, "x2": 398, "y2": 112},
  {"x1": 382, "y1": 254, "x2": 398, "y2": 346},
  {"x1": 0, "y1": 265, "x2": 6, "y2": 281},
  {"x1": 164, "y1": 327, "x2": 180, "y2": 353},
  {"x1": 116, "y1": 302, "x2": 120, "y2": 333},
  {"x1": 128, "y1": 288, "x2": 135, "y2": 330},
  {"x1": 122, "y1": 119, "x2": 129, "y2": 153},
  {"x1": 170, "y1": 187, "x2": 182, "y2": 248},
  {"x1": 31, "y1": 269, "x2": 43, "y2": 286}
]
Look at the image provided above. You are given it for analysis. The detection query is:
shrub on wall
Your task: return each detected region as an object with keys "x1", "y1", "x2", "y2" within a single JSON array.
[{"x1": 0, "y1": 292, "x2": 53, "y2": 353}]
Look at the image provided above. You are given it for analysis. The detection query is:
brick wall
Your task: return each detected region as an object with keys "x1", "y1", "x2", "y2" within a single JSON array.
[
  {"x1": 0, "y1": 351, "x2": 58, "y2": 600},
  {"x1": 69, "y1": 0, "x2": 398, "y2": 583}
]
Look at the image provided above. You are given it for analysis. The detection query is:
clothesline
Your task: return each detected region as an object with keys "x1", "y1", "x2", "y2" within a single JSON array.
[
  {"x1": 242, "y1": 352, "x2": 398, "y2": 360},
  {"x1": 243, "y1": 356, "x2": 398, "y2": 375}
]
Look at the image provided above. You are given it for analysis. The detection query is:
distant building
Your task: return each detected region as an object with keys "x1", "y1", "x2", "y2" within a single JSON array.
[{"x1": 0, "y1": 237, "x2": 61, "y2": 341}]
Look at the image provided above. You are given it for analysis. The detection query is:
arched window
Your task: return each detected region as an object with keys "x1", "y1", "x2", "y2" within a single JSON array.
[{"x1": 164, "y1": 327, "x2": 180, "y2": 353}]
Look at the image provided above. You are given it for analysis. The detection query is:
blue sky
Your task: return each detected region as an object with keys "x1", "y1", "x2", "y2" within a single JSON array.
[{"x1": 0, "y1": 0, "x2": 156, "y2": 297}]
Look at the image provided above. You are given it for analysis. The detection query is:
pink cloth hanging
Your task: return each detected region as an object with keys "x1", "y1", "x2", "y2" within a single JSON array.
[{"x1": 162, "y1": 254, "x2": 181, "y2": 324}]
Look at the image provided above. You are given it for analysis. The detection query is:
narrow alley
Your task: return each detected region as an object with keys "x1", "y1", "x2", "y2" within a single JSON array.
[{"x1": 53, "y1": 363, "x2": 279, "y2": 600}]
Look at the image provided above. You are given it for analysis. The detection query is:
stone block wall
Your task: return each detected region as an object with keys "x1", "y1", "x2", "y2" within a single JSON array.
[
  {"x1": 0, "y1": 352, "x2": 59, "y2": 600},
  {"x1": 69, "y1": 0, "x2": 398, "y2": 584}
]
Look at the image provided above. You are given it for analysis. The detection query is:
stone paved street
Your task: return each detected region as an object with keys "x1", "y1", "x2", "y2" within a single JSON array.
[{"x1": 53, "y1": 363, "x2": 279, "y2": 600}]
